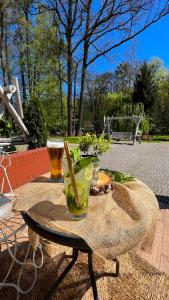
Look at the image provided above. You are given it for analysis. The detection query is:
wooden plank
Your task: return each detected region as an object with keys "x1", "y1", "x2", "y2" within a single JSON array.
[
  {"x1": 162, "y1": 216, "x2": 169, "y2": 257},
  {"x1": 158, "y1": 209, "x2": 167, "y2": 222},
  {"x1": 138, "y1": 219, "x2": 164, "y2": 270},
  {"x1": 164, "y1": 209, "x2": 169, "y2": 222},
  {"x1": 160, "y1": 255, "x2": 169, "y2": 275}
]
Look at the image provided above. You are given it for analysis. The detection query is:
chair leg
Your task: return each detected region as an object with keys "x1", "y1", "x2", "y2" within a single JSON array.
[
  {"x1": 44, "y1": 248, "x2": 78, "y2": 300},
  {"x1": 88, "y1": 251, "x2": 99, "y2": 300},
  {"x1": 113, "y1": 258, "x2": 120, "y2": 276}
]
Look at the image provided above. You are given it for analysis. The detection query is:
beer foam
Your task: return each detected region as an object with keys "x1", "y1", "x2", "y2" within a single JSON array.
[{"x1": 47, "y1": 141, "x2": 64, "y2": 148}]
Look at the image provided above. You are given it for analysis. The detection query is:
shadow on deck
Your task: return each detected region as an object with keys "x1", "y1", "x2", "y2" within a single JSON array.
[{"x1": 156, "y1": 195, "x2": 169, "y2": 209}]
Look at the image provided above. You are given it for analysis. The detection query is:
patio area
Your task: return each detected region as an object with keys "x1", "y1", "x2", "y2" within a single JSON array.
[
  {"x1": 101, "y1": 142, "x2": 169, "y2": 275},
  {"x1": 0, "y1": 142, "x2": 169, "y2": 299}
]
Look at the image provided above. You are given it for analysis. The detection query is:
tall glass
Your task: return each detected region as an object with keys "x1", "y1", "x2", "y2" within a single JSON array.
[
  {"x1": 47, "y1": 140, "x2": 64, "y2": 181},
  {"x1": 63, "y1": 159, "x2": 92, "y2": 220}
]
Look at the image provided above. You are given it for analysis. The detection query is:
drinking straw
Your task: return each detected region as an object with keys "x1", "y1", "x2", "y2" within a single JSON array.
[{"x1": 64, "y1": 141, "x2": 81, "y2": 207}]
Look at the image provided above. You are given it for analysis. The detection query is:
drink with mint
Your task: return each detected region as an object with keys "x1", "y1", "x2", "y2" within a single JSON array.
[{"x1": 64, "y1": 157, "x2": 93, "y2": 220}]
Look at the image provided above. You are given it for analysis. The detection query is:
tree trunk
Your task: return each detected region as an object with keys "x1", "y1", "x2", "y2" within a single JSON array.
[
  {"x1": 19, "y1": 49, "x2": 27, "y2": 102},
  {"x1": 66, "y1": 1, "x2": 73, "y2": 136},
  {"x1": 73, "y1": 64, "x2": 77, "y2": 135},
  {"x1": 76, "y1": 61, "x2": 87, "y2": 135},
  {"x1": 67, "y1": 53, "x2": 73, "y2": 136},
  {"x1": 4, "y1": 25, "x2": 10, "y2": 84},
  {"x1": 24, "y1": 8, "x2": 31, "y2": 96},
  {"x1": 0, "y1": 10, "x2": 9, "y2": 86},
  {"x1": 59, "y1": 59, "x2": 64, "y2": 132},
  {"x1": 76, "y1": 1, "x2": 91, "y2": 135}
]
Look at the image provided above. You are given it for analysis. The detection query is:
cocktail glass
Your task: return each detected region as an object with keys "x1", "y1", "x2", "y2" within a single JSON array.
[{"x1": 63, "y1": 159, "x2": 92, "y2": 220}]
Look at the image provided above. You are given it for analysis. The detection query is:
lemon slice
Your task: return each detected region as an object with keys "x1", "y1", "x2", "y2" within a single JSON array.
[
  {"x1": 97, "y1": 172, "x2": 112, "y2": 186},
  {"x1": 84, "y1": 167, "x2": 93, "y2": 181}
]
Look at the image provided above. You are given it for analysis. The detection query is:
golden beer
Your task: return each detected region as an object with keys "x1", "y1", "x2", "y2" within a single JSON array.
[{"x1": 47, "y1": 141, "x2": 64, "y2": 179}]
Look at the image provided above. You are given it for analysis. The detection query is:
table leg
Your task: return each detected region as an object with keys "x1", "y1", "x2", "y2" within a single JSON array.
[
  {"x1": 88, "y1": 251, "x2": 99, "y2": 300},
  {"x1": 44, "y1": 248, "x2": 78, "y2": 300},
  {"x1": 87, "y1": 253, "x2": 120, "y2": 300},
  {"x1": 113, "y1": 258, "x2": 120, "y2": 276},
  {"x1": 44, "y1": 249, "x2": 120, "y2": 300}
]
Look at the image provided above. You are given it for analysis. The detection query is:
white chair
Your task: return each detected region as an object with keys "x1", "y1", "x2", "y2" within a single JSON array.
[{"x1": 0, "y1": 150, "x2": 43, "y2": 299}]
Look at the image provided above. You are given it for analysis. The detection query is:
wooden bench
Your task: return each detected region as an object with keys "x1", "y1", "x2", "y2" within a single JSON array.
[
  {"x1": 141, "y1": 134, "x2": 153, "y2": 141},
  {"x1": 112, "y1": 132, "x2": 133, "y2": 142}
]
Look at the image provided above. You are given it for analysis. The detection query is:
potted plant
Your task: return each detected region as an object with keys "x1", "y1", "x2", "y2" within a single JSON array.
[
  {"x1": 92, "y1": 134, "x2": 110, "y2": 157},
  {"x1": 79, "y1": 133, "x2": 93, "y2": 155},
  {"x1": 75, "y1": 134, "x2": 111, "y2": 185},
  {"x1": 90, "y1": 135, "x2": 111, "y2": 185}
]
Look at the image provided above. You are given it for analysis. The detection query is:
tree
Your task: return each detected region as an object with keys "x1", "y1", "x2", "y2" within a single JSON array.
[
  {"x1": 153, "y1": 73, "x2": 169, "y2": 133},
  {"x1": 30, "y1": 12, "x2": 67, "y2": 133},
  {"x1": 113, "y1": 62, "x2": 135, "y2": 94},
  {"x1": 133, "y1": 62, "x2": 157, "y2": 113},
  {"x1": 40, "y1": 0, "x2": 169, "y2": 135},
  {"x1": 24, "y1": 98, "x2": 48, "y2": 149},
  {"x1": 84, "y1": 72, "x2": 114, "y2": 132}
]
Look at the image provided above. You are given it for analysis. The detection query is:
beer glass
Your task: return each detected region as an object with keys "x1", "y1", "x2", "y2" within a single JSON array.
[{"x1": 47, "y1": 140, "x2": 64, "y2": 181}]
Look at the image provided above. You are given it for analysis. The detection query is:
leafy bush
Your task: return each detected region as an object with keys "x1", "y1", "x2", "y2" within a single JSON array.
[
  {"x1": 79, "y1": 133, "x2": 93, "y2": 154},
  {"x1": 140, "y1": 117, "x2": 149, "y2": 134},
  {"x1": 24, "y1": 99, "x2": 48, "y2": 149},
  {"x1": 0, "y1": 119, "x2": 13, "y2": 137},
  {"x1": 92, "y1": 135, "x2": 111, "y2": 156},
  {"x1": 79, "y1": 134, "x2": 111, "y2": 157}
]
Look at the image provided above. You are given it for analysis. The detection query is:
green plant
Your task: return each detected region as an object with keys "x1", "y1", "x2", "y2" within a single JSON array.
[
  {"x1": 103, "y1": 169, "x2": 134, "y2": 183},
  {"x1": 0, "y1": 119, "x2": 13, "y2": 137},
  {"x1": 70, "y1": 148, "x2": 81, "y2": 162},
  {"x1": 24, "y1": 99, "x2": 48, "y2": 149},
  {"x1": 79, "y1": 133, "x2": 93, "y2": 154},
  {"x1": 92, "y1": 135, "x2": 111, "y2": 156},
  {"x1": 140, "y1": 116, "x2": 149, "y2": 134}
]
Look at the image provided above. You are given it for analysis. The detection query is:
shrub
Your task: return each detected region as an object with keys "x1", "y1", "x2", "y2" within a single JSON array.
[
  {"x1": 79, "y1": 133, "x2": 111, "y2": 157},
  {"x1": 0, "y1": 119, "x2": 13, "y2": 137},
  {"x1": 79, "y1": 133, "x2": 93, "y2": 154},
  {"x1": 24, "y1": 99, "x2": 48, "y2": 149},
  {"x1": 92, "y1": 134, "x2": 111, "y2": 156}
]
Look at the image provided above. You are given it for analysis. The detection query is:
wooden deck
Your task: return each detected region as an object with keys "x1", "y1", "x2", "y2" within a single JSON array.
[{"x1": 138, "y1": 208, "x2": 169, "y2": 275}]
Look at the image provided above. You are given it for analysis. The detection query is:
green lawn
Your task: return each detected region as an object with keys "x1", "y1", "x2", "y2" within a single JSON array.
[
  {"x1": 152, "y1": 135, "x2": 169, "y2": 141},
  {"x1": 50, "y1": 134, "x2": 169, "y2": 144},
  {"x1": 50, "y1": 136, "x2": 80, "y2": 144}
]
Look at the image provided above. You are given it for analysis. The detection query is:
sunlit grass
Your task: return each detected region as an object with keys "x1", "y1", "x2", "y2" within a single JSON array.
[
  {"x1": 153, "y1": 135, "x2": 169, "y2": 141},
  {"x1": 50, "y1": 134, "x2": 169, "y2": 144},
  {"x1": 49, "y1": 136, "x2": 80, "y2": 144}
]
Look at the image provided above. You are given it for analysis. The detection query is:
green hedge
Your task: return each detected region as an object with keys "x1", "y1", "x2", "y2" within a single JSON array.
[{"x1": 153, "y1": 135, "x2": 169, "y2": 141}]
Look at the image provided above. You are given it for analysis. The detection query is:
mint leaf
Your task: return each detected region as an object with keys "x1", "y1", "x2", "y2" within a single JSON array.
[
  {"x1": 102, "y1": 169, "x2": 134, "y2": 183},
  {"x1": 70, "y1": 148, "x2": 81, "y2": 162},
  {"x1": 74, "y1": 157, "x2": 97, "y2": 173}
]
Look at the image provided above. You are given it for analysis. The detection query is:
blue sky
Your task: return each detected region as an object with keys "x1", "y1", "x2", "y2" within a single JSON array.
[{"x1": 90, "y1": 14, "x2": 169, "y2": 74}]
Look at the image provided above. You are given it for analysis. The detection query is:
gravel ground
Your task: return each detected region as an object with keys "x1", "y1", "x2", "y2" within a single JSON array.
[{"x1": 101, "y1": 142, "x2": 169, "y2": 199}]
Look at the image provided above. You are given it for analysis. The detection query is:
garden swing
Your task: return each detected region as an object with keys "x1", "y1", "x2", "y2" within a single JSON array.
[
  {"x1": 102, "y1": 115, "x2": 142, "y2": 145},
  {"x1": 0, "y1": 77, "x2": 29, "y2": 151}
]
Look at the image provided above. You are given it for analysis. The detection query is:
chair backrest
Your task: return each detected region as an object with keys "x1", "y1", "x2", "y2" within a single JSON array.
[
  {"x1": 0, "y1": 150, "x2": 15, "y2": 219},
  {"x1": 0, "y1": 150, "x2": 14, "y2": 196}
]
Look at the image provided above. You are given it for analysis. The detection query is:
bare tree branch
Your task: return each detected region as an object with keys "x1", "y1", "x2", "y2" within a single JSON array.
[{"x1": 87, "y1": 8, "x2": 169, "y2": 66}]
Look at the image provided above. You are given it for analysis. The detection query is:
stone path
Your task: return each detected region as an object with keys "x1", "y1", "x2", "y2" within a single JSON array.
[{"x1": 101, "y1": 142, "x2": 169, "y2": 197}]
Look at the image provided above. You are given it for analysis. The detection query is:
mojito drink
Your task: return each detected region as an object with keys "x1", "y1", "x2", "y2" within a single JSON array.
[{"x1": 64, "y1": 158, "x2": 93, "y2": 220}]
